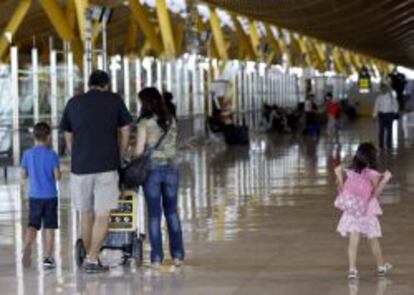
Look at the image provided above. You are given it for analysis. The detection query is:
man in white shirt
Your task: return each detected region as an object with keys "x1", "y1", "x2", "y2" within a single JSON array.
[{"x1": 373, "y1": 83, "x2": 399, "y2": 149}]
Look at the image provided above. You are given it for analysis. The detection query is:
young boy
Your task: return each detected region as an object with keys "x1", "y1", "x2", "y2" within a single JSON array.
[{"x1": 21, "y1": 122, "x2": 61, "y2": 268}]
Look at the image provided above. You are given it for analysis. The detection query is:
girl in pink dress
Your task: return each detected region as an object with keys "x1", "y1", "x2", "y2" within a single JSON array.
[{"x1": 334, "y1": 143, "x2": 392, "y2": 280}]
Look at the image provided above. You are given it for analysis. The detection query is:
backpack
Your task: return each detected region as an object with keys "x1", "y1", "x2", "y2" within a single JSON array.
[{"x1": 334, "y1": 169, "x2": 374, "y2": 217}]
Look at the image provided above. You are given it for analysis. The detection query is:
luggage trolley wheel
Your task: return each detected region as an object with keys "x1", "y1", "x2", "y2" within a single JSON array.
[
  {"x1": 75, "y1": 238, "x2": 87, "y2": 267},
  {"x1": 131, "y1": 233, "x2": 143, "y2": 267}
]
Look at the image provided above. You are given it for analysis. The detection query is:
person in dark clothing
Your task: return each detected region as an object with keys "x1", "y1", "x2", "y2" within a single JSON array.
[{"x1": 60, "y1": 70, "x2": 132, "y2": 273}]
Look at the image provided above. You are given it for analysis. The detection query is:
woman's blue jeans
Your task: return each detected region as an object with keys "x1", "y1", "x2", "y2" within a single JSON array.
[{"x1": 143, "y1": 164, "x2": 184, "y2": 263}]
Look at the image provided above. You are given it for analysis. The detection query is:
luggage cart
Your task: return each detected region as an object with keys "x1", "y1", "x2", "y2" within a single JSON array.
[{"x1": 75, "y1": 190, "x2": 145, "y2": 267}]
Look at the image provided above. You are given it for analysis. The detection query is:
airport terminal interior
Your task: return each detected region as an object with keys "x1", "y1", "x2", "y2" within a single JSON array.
[{"x1": 0, "y1": 0, "x2": 414, "y2": 294}]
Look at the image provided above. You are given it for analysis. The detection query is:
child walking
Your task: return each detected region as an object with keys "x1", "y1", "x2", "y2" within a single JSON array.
[
  {"x1": 21, "y1": 122, "x2": 61, "y2": 268},
  {"x1": 334, "y1": 142, "x2": 392, "y2": 279}
]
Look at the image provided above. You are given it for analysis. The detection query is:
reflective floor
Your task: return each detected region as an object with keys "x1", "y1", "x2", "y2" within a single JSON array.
[{"x1": 1, "y1": 118, "x2": 414, "y2": 295}]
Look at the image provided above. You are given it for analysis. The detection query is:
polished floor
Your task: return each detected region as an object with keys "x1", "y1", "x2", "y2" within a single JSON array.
[{"x1": 1, "y1": 118, "x2": 414, "y2": 295}]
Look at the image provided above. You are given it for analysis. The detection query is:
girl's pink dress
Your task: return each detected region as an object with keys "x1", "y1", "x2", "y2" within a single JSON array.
[{"x1": 336, "y1": 168, "x2": 383, "y2": 238}]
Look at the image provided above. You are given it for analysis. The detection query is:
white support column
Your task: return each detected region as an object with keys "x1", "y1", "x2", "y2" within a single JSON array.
[
  {"x1": 50, "y1": 50, "x2": 58, "y2": 152},
  {"x1": 11, "y1": 46, "x2": 20, "y2": 166},
  {"x1": 175, "y1": 59, "x2": 182, "y2": 117},
  {"x1": 110, "y1": 56, "x2": 118, "y2": 93},
  {"x1": 67, "y1": 51, "x2": 74, "y2": 103},
  {"x1": 97, "y1": 54, "x2": 104, "y2": 70},
  {"x1": 123, "y1": 56, "x2": 130, "y2": 110},
  {"x1": 156, "y1": 59, "x2": 162, "y2": 91},
  {"x1": 31, "y1": 48, "x2": 39, "y2": 123},
  {"x1": 83, "y1": 53, "x2": 89, "y2": 92},
  {"x1": 145, "y1": 58, "x2": 152, "y2": 87},
  {"x1": 183, "y1": 64, "x2": 189, "y2": 117},
  {"x1": 166, "y1": 61, "x2": 172, "y2": 92},
  {"x1": 135, "y1": 58, "x2": 142, "y2": 116}
]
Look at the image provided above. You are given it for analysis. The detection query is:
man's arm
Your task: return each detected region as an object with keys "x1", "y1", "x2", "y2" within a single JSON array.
[
  {"x1": 64, "y1": 132, "x2": 73, "y2": 154},
  {"x1": 119, "y1": 125, "x2": 130, "y2": 160}
]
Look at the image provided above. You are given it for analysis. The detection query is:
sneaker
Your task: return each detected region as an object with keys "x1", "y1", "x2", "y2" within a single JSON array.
[
  {"x1": 43, "y1": 257, "x2": 56, "y2": 269},
  {"x1": 173, "y1": 259, "x2": 183, "y2": 267},
  {"x1": 348, "y1": 269, "x2": 359, "y2": 280},
  {"x1": 378, "y1": 263, "x2": 392, "y2": 276},
  {"x1": 83, "y1": 260, "x2": 109, "y2": 274}
]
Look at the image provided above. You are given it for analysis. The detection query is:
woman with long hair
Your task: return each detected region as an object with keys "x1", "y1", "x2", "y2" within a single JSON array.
[{"x1": 134, "y1": 87, "x2": 184, "y2": 268}]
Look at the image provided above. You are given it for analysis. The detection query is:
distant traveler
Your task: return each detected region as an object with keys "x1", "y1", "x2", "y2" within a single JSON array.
[
  {"x1": 21, "y1": 122, "x2": 61, "y2": 269},
  {"x1": 60, "y1": 70, "x2": 132, "y2": 273},
  {"x1": 334, "y1": 142, "x2": 393, "y2": 280},
  {"x1": 134, "y1": 87, "x2": 184, "y2": 269},
  {"x1": 304, "y1": 94, "x2": 319, "y2": 136},
  {"x1": 325, "y1": 92, "x2": 341, "y2": 138},
  {"x1": 373, "y1": 83, "x2": 398, "y2": 149}
]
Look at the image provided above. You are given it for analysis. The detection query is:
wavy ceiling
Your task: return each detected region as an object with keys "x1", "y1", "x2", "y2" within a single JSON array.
[{"x1": 203, "y1": 0, "x2": 414, "y2": 68}]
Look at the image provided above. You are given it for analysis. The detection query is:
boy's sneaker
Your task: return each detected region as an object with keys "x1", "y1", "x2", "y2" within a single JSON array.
[
  {"x1": 43, "y1": 257, "x2": 56, "y2": 269},
  {"x1": 378, "y1": 263, "x2": 392, "y2": 276},
  {"x1": 83, "y1": 260, "x2": 109, "y2": 274},
  {"x1": 348, "y1": 269, "x2": 359, "y2": 280}
]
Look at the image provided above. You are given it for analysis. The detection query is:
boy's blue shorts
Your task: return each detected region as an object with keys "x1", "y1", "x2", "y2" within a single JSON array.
[{"x1": 29, "y1": 198, "x2": 58, "y2": 230}]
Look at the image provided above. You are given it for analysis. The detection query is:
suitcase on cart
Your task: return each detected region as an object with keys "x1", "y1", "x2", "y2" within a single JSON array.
[{"x1": 75, "y1": 190, "x2": 145, "y2": 267}]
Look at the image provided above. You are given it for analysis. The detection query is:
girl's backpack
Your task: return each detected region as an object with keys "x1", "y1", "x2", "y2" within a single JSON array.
[{"x1": 334, "y1": 169, "x2": 374, "y2": 217}]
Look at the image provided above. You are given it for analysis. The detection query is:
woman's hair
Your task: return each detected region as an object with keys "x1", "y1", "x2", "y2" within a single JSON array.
[
  {"x1": 350, "y1": 142, "x2": 378, "y2": 172},
  {"x1": 138, "y1": 87, "x2": 172, "y2": 131}
]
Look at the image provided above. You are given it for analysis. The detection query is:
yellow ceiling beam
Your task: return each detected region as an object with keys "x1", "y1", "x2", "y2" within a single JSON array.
[
  {"x1": 174, "y1": 20, "x2": 185, "y2": 56},
  {"x1": 39, "y1": 0, "x2": 83, "y2": 67},
  {"x1": 156, "y1": 0, "x2": 176, "y2": 58},
  {"x1": 74, "y1": 0, "x2": 88, "y2": 41},
  {"x1": 263, "y1": 24, "x2": 285, "y2": 64},
  {"x1": 126, "y1": 15, "x2": 138, "y2": 53},
  {"x1": 332, "y1": 48, "x2": 347, "y2": 75},
  {"x1": 248, "y1": 20, "x2": 261, "y2": 58},
  {"x1": 66, "y1": 0, "x2": 76, "y2": 31},
  {"x1": 231, "y1": 14, "x2": 255, "y2": 60},
  {"x1": 0, "y1": 0, "x2": 32, "y2": 60},
  {"x1": 208, "y1": 6, "x2": 228, "y2": 61},
  {"x1": 293, "y1": 34, "x2": 312, "y2": 67},
  {"x1": 310, "y1": 40, "x2": 327, "y2": 71},
  {"x1": 129, "y1": 0, "x2": 163, "y2": 55}
]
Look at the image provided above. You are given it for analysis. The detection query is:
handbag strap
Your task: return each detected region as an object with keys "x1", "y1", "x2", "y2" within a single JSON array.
[{"x1": 146, "y1": 120, "x2": 172, "y2": 155}]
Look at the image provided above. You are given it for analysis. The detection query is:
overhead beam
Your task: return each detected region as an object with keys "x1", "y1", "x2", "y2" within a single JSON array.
[
  {"x1": 174, "y1": 20, "x2": 185, "y2": 56},
  {"x1": 263, "y1": 24, "x2": 284, "y2": 64},
  {"x1": 248, "y1": 20, "x2": 261, "y2": 58},
  {"x1": 129, "y1": 0, "x2": 163, "y2": 55},
  {"x1": 156, "y1": 0, "x2": 176, "y2": 58},
  {"x1": 66, "y1": 0, "x2": 76, "y2": 31},
  {"x1": 231, "y1": 14, "x2": 255, "y2": 60},
  {"x1": 0, "y1": 0, "x2": 32, "y2": 60},
  {"x1": 39, "y1": 0, "x2": 83, "y2": 67},
  {"x1": 74, "y1": 0, "x2": 88, "y2": 41},
  {"x1": 126, "y1": 16, "x2": 138, "y2": 53},
  {"x1": 208, "y1": 6, "x2": 228, "y2": 61}
]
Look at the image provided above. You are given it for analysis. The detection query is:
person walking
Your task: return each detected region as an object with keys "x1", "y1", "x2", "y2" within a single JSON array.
[
  {"x1": 60, "y1": 70, "x2": 132, "y2": 273},
  {"x1": 134, "y1": 87, "x2": 184, "y2": 269},
  {"x1": 373, "y1": 83, "x2": 399, "y2": 149},
  {"x1": 334, "y1": 143, "x2": 392, "y2": 280},
  {"x1": 21, "y1": 122, "x2": 61, "y2": 269}
]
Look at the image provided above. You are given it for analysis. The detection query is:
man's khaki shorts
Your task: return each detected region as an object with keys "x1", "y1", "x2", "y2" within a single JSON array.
[{"x1": 70, "y1": 171, "x2": 119, "y2": 213}]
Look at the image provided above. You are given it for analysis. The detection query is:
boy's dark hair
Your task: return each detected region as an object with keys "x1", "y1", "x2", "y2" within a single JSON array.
[
  {"x1": 33, "y1": 122, "x2": 51, "y2": 142},
  {"x1": 350, "y1": 142, "x2": 378, "y2": 173},
  {"x1": 88, "y1": 70, "x2": 110, "y2": 88}
]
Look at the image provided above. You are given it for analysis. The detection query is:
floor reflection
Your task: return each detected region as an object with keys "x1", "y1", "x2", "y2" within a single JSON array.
[{"x1": 0, "y1": 118, "x2": 412, "y2": 294}]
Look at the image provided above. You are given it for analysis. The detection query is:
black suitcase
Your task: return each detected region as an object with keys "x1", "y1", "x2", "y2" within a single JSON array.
[{"x1": 224, "y1": 125, "x2": 250, "y2": 145}]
